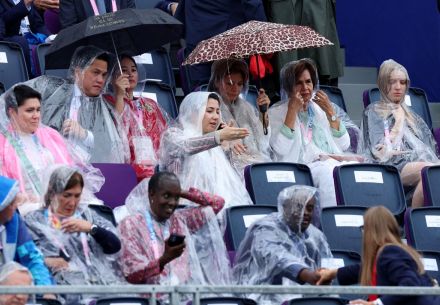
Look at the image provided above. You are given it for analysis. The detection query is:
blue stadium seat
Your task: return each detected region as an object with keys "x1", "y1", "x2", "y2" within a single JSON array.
[
  {"x1": 141, "y1": 80, "x2": 178, "y2": 119},
  {"x1": 286, "y1": 297, "x2": 349, "y2": 305},
  {"x1": 419, "y1": 250, "x2": 440, "y2": 284},
  {"x1": 321, "y1": 206, "x2": 367, "y2": 255},
  {"x1": 333, "y1": 163, "x2": 406, "y2": 216},
  {"x1": 96, "y1": 297, "x2": 151, "y2": 305},
  {"x1": 0, "y1": 41, "x2": 29, "y2": 89},
  {"x1": 422, "y1": 165, "x2": 440, "y2": 206},
  {"x1": 225, "y1": 205, "x2": 277, "y2": 255},
  {"x1": 188, "y1": 297, "x2": 257, "y2": 305},
  {"x1": 244, "y1": 162, "x2": 313, "y2": 206},
  {"x1": 135, "y1": 48, "x2": 176, "y2": 91},
  {"x1": 363, "y1": 87, "x2": 432, "y2": 129},
  {"x1": 320, "y1": 85, "x2": 347, "y2": 112},
  {"x1": 92, "y1": 163, "x2": 138, "y2": 209},
  {"x1": 404, "y1": 207, "x2": 440, "y2": 252},
  {"x1": 36, "y1": 43, "x2": 68, "y2": 78}
]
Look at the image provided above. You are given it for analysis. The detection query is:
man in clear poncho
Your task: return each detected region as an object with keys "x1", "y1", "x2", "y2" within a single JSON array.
[
  {"x1": 118, "y1": 171, "x2": 231, "y2": 291},
  {"x1": 207, "y1": 59, "x2": 272, "y2": 178},
  {"x1": 269, "y1": 59, "x2": 361, "y2": 208},
  {"x1": 360, "y1": 59, "x2": 439, "y2": 207},
  {"x1": 22, "y1": 45, "x2": 129, "y2": 163},
  {"x1": 0, "y1": 262, "x2": 34, "y2": 305},
  {"x1": 233, "y1": 185, "x2": 332, "y2": 303}
]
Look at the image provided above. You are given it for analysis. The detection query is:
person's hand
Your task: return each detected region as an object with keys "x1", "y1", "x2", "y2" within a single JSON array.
[
  {"x1": 170, "y1": 2, "x2": 178, "y2": 15},
  {"x1": 316, "y1": 268, "x2": 337, "y2": 285},
  {"x1": 219, "y1": 121, "x2": 250, "y2": 141},
  {"x1": 257, "y1": 88, "x2": 270, "y2": 111},
  {"x1": 298, "y1": 268, "x2": 321, "y2": 285},
  {"x1": 159, "y1": 238, "x2": 186, "y2": 269},
  {"x1": 313, "y1": 90, "x2": 335, "y2": 118},
  {"x1": 114, "y1": 73, "x2": 130, "y2": 98},
  {"x1": 45, "y1": 257, "x2": 69, "y2": 272},
  {"x1": 61, "y1": 218, "x2": 92, "y2": 233},
  {"x1": 288, "y1": 91, "x2": 305, "y2": 113},
  {"x1": 349, "y1": 299, "x2": 374, "y2": 305},
  {"x1": 62, "y1": 119, "x2": 87, "y2": 140},
  {"x1": 232, "y1": 142, "x2": 247, "y2": 155},
  {"x1": 33, "y1": 0, "x2": 59, "y2": 9}
]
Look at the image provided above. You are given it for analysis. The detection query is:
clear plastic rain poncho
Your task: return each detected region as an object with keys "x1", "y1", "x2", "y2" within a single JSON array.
[
  {"x1": 159, "y1": 91, "x2": 253, "y2": 227},
  {"x1": 233, "y1": 185, "x2": 331, "y2": 304},
  {"x1": 22, "y1": 46, "x2": 130, "y2": 164},
  {"x1": 0, "y1": 84, "x2": 105, "y2": 215},
  {"x1": 105, "y1": 54, "x2": 169, "y2": 179},
  {"x1": 0, "y1": 262, "x2": 35, "y2": 305},
  {"x1": 118, "y1": 178, "x2": 231, "y2": 295},
  {"x1": 207, "y1": 59, "x2": 272, "y2": 177},
  {"x1": 269, "y1": 59, "x2": 360, "y2": 164},
  {"x1": 23, "y1": 166, "x2": 125, "y2": 304},
  {"x1": 359, "y1": 59, "x2": 439, "y2": 171}
]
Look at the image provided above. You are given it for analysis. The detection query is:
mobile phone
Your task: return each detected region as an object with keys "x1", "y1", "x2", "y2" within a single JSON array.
[
  {"x1": 167, "y1": 234, "x2": 185, "y2": 247},
  {"x1": 217, "y1": 123, "x2": 224, "y2": 131}
]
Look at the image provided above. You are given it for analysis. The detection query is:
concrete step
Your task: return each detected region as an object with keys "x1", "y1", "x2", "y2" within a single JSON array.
[{"x1": 340, "y1": 66, "x2": 378, "y2": 84}]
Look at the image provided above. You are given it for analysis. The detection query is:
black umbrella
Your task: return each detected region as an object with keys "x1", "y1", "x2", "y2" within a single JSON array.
[{"x1": 45, "y1": 8, "x2": 183, "y2": 69}]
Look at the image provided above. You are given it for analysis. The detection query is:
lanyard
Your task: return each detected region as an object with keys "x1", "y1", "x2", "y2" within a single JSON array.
[
  {"x1": 90, "y1": 0, "x2": 117, "y2": 16},
  {"x1": 144, "y1": 210, "x2": 169, "y2": 260},
  {"x1": 300, "y1": 106, "x2": 314, "y2": 144}
]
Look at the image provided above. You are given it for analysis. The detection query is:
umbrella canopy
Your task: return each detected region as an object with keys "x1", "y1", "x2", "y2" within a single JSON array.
[
  {"x1": 45, "y1": 8, "x2": 183, "y2": 69},
  {"x1": 183, "y1": 20, "x2": 333, "y2": 65}
]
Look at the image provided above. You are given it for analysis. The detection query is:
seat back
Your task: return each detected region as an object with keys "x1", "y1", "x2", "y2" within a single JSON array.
[
  {"x1": 225, "y1": 205, "x2": 277, "y2": 252},
  {"x1": 320, "y1": 85, "x2": 347, "y2": 112},
  {"x1": 188, "y1": 297, "x2": 257, "y2": 305},
  {"x1": 363, "y1": 87, "x2": 432, "y2": 129},
  {"x1": 422, "y1": 165, "x2": 440, "y2": 206},
  {"x1": 419, "y1": 250, "x2": 440, "y2": 284},
  {"x1": 0, "y1": 41, "x2": 28, "y2": 89},
  {"x1": 139, "y1": 80, "x2": 178, "y2": 119},
  {"x1": 92, "y1": 163, "x2": 138, "y2": 209},
  {"x1": 405, "y1": 207, "x2": 440, "y2": 252},
  {"x1": 333, "y1": 163, "x2": 406, "y2": 216},
  {"x1": 321, "y1": 206, "x2": 367, "y2": 255},
  {"x1": 37, "y1": 43, "x2": 68, "y2": 78},
  {"x1": 96, "y1": 297, "x2": 150, "y2": 305},
  {"x1": 134, "y1": 48, "x2": 175, "y2": 91},
  {"x1": 287, "y1": 297, "x2": 349, "y2": 305},
  {"x1": 245, "y1": 162, "x2": 313, "y2": 206}
]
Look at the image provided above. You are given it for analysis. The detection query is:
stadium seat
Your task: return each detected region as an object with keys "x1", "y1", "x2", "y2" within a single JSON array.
[
  {"x1": 404, "y1": 207, "x2": 440, "y2": 252},
  {"x1": 134, "y1": 48, "x2": 176, "y2": 91},
  {"x1": 286, "y1": 297, "x2": 349, "y2": 305},
  {"x1": 422, "y1": 165, "x2": 440, "y2": 206},
  {"x1": 96, "y1": 297, "x2": 151, "y2": 305},
  {"x1": 333, "y1": 163, "x2": 406, "y2": 216},
  {"x1": 92, "y1": 163, "x2": 138, "y2": 209},
  {"x1": 224, "y1": 205, "x2": 277, "y2": 261},
  {"x1": 321, "y1": 206, "x2": 367, "y2": 255},
  {"x1": 0, "y1": 41, "x2": 29, "y2": 89},
  {"x1": 320, "y1": 85, "x2": 347, "y2": 112},
  {"x1": 36, "y1": 43, "x2": 68, "y2": 78},
  {"x1": 88, "y1": 204, "x2": 117, "y2": 226},
  {"x1": 244, "y1": 162, "x2": 313, "y2": 206},
  {"x1": 188, "y1": 297, "x2": 257, "y2": 305},
  {"x1": 362, "y1": 87, "x2": 432, "y2": 129},
  {"x1": 419, "y1": 250, "x2": 440, "y2": 284},
  {"x1": 138, "y1": 80, "x2": 178, "y2": 119},
  {"x1": 198, "y1": 84, "x2": 259, "y2": 108}
]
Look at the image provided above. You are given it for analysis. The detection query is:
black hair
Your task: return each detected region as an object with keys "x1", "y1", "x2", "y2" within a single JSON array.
[
  {"x1": 208, "y1": 92, "x2": 221, "y2": 103},
  {"x1": 148, "y1": 171, "x2": 180, "y2": 193},
  {"x1": 5, "y1": 84, "x2": 41, "y2": 115}
]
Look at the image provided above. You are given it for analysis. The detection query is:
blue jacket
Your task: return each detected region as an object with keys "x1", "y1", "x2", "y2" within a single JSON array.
[
  {"x1": 3, "y1": 212, "x2": 53, "y2": 286},
  {"x1": 337, "y1": 245, "x2": 437, "y2": 305}
]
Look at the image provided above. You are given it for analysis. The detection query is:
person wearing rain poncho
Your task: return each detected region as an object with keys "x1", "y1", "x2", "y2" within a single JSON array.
[
  {"x1": 118, "y1": 171, "x2": 231, "y2": 289},
  {"x1": 233, "y1": 185, "x2": 332, "y2": 304},
  {"x1": 159, "y1": 91, "x2": 254, "y2": 225},
  {"x1": 269, "y1": 59, "x2": 362, "y2": 208},
  {"x1": 207, "y1": 59, "x2": 272, "y2": 178},
  {"x1": 105, "y1": 53, "x2": 168, "y2": 180},
  {"x1": 359, "y1": 59, "x2": 439, "y2": 207},
  {"x1": 22, "y1": 45, "x2": 129, "y2": 164},
  {"x1": 0, "y1": 262, "x2": 34, "y2": 305},
  {"x1": 0, "y1": 84, "x2": 104, "y2": 215},
  {"x1": 24, "y1": 166, "x2": 125, "y2": 305},
  {"x1": 0, "y1": 175, "x2": 54, "y2": 289}
]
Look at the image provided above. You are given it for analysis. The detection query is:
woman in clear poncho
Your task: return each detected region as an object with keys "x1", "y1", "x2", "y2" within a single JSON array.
[
  {"x1": 233, "y1": 185, "x2": 332, "y2": 304},
  {"x1": 159, "y1": 91, "x2": 254, "y2": 226},
  {"x1": 22, "y1": 45, "x2": 129, "y2": 164},
  {"x1": 24, "y1": 166, "x2": 125, "y2": 305},
  {"x1": 360, "y1": 59, "x2": 439, "y2": 207},
  {"x1": 207, "y1": 59, "x2": 272, "y2": 177},
  {"x1": 105, "y1": 53, "x2": 169, "y2": 180},
  {"x1": 118, "y1": 171, "x2": 231, "y2": 291},
  {"x1": 0, "y1": 84, "x2": 103, "y2": 215},
  {"x1": 269, "y1": 59, "x2": 362, "y2": 208}
]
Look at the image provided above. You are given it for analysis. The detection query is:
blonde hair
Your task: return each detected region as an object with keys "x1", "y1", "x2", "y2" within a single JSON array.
[{"x1": 360, "y1": 206, "x2": 424, "y2": 285}]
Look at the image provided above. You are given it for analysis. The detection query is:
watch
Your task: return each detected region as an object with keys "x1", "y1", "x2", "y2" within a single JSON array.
[
  {"x1": 329, "y1": 114, "x2": 337, "y2": 122},
  {"x1": 90, "y1": 224, "x2": 99, "y2": 236}
]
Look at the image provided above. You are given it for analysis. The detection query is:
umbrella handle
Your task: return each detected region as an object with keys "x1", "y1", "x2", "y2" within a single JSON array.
[{"x1": 255, "y1": 56, "x2": 268, "y2": 135}]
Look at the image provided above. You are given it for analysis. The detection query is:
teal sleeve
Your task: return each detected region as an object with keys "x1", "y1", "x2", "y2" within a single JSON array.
[
  {"x1": 280, "y1": 124, "x2": 295, "y2": 139},
  {"x1": 331, "y1": 121, "x2": 347, "y2": 138}
]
